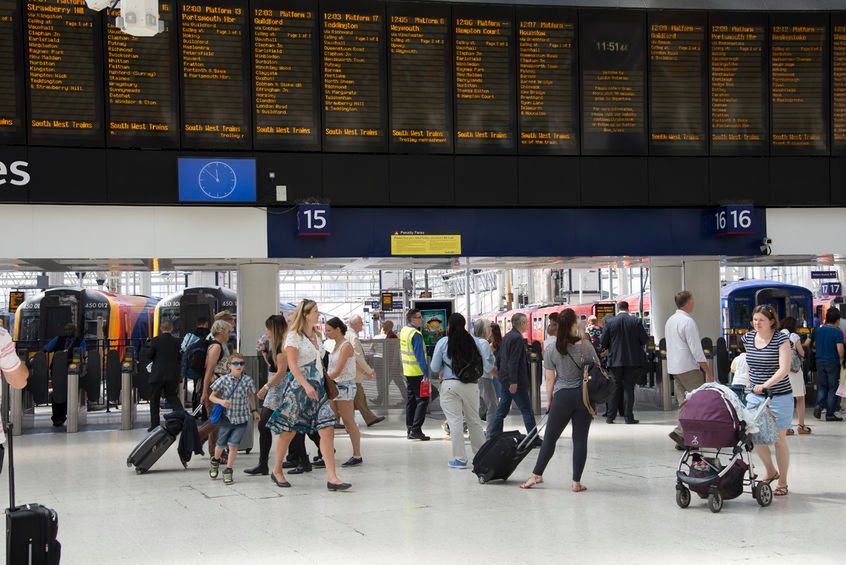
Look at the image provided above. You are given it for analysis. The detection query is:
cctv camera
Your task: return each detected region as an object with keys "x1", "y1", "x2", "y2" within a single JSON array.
[
  {"x1": 87, "y1": 0, "x2": 164, "y2": 37},
  {"x1": 760, "y1": 237, "x2": 773, "y2": 256},
  {"x1": 85, "y1": 0, "x2": 116, "y2": 11}
]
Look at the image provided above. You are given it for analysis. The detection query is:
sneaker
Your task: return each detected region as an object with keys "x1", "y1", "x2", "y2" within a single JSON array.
[
  {"x1": 826, "y1": 416, "x2": 843, "y2": 422},
  {"x1": 341, "y1": 456, "x2": 363, "y2": 467},
  {"x1": 209, "y1": 458, "x2": 220, "y2": 479},
  {"x1": 448, "y1": 459, "x2": 467, "y2": 469},
  {"x1": 223, "y1": 467, "x2": 234, "y2": 485},
  {"x1": 813, "y1": 406, "x2": 822, "y2": 420},
  {"x1": 408, "y1": 431, "x2": 431, "y2": 441},
  {"x1": 313, "y1": 457, "x2": 326, "y2": 468},
  {"x1": 442, "y1": 421, "x2": 451, "y2": 437}
]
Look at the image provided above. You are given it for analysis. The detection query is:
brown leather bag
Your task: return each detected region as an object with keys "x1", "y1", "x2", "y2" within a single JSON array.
[{"x1": 324, "y1": 376, "x2": 339, "y2": 400}]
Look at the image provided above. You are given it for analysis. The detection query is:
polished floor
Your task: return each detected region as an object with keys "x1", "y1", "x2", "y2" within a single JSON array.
[{"x1": 4, "y1": 409, "x2": 846, "y2": 565}]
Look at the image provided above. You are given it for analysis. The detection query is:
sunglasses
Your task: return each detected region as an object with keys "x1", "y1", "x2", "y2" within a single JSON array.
[{"x1": 230, "y1": 361, "x2": 245, "y2": 366}]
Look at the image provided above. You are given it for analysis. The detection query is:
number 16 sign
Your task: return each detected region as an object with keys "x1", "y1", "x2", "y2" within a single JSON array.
[{"x1": 297, "y1": 204, "x2": 331, "y2": 237}]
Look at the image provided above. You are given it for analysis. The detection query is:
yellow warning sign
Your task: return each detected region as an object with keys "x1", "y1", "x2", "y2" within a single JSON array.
[{"x1": 391, "y1": 233, "x2": 461, "y2": 256}]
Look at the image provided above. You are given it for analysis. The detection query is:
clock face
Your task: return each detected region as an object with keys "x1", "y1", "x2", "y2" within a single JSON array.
[{"x1": 197, "y1": 161, "x2": 238, "y2": 199}]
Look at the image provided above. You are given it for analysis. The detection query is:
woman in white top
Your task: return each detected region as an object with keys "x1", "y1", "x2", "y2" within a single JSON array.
[
  {"x1": 267, "y1": 299, "x2": 350, "y2": 491},
  {"x1": 729, "y1": 340, "x2": 748, "y2": 404},
  {"x1": 780, "y1": 317, "x2": 810, "y2": 435},
  {"x1": 325, "y1": 317, "x2": 363, "y2": 466}
]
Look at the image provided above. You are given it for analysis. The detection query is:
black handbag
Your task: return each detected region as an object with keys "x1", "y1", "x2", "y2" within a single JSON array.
[{"x1": 567, "y1": 351, "x2": 616, "y2": 417}]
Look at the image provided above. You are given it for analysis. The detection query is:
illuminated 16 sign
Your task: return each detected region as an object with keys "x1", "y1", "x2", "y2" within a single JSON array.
[{"x1": 714, "y1": 205, "x2": 754, "y2": 236}]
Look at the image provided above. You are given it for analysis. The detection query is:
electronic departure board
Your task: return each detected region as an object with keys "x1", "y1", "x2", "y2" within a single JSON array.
[
  {"x1": 580, "y1": 11, "x2": 646, "y2": 156},
  {"x1": 770, "y1": 15, "x2": 827, "y2": 155},
  {"x1": 179, "y1": 0, "x2": 251, "y2": 149},
  {"x1": 321, "y1": 0, "x2": 387, "y2": 152},
  {"x1": 388, "y1": 2, "x2": 452, "y2": 153},
  {"x1": 0, "y1": 0, "x2": 24, "y2": 145},
  {"x1": 252, "y1": 0, "x2": 319, "y2": 151},
  {"x1": 648, "y1": 11, "x2": 706, "y2": 156},
  {"x1": 710, "y1": 14, "x2": 768, "y2": 155},
  {"x1": 106, "y1": 3, "x2": 179, "y2": 148},
  {"x1": 517, "y1": 7, "x2": 578, "y2": 155},
  {"x1": 25, "y1": 0, "x2": 105, "y2": 146},
  {"x1": 834, "y1": 16, "x2": 846, "y2": 155}
]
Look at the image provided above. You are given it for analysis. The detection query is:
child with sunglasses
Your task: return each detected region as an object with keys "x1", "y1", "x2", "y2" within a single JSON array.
[{"x1": 209, "y1": 352, "x2": 259, "y2": 485}]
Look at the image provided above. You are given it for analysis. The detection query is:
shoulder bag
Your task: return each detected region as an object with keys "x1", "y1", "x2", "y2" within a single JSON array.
[
  {"x1": 567, "y1": 346, "x2": 616, "y2": 417},
  {"x1": 210, "y1": 376, "x2": 247, "y2": 425}
]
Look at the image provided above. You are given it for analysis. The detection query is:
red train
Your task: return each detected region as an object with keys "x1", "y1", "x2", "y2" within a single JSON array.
[{"x1": 478, "y1": 300, "x2": 618, "y2": 347}]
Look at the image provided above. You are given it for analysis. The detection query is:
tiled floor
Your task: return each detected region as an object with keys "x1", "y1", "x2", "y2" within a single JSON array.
[{"x1": 5, "y1": 410, "x2": 845, "y2": 564}]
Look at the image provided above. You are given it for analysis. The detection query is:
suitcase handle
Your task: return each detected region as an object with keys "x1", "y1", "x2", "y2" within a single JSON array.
[
  {"x1": 2, "y1": 380, "x2": 15, "y2": 509},
  {"x1": 516, "y1": 414, "x2": 549, "y2": 452}
]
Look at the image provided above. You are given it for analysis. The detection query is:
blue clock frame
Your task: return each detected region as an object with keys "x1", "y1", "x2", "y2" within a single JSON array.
[{"x1": 178, "y1": 158, "x2": 257, "y2": 203}]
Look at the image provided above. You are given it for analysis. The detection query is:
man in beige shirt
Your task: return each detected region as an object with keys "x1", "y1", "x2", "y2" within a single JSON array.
[{"x1": 346, "y1": 316, "x2": 385, "y2": 427}]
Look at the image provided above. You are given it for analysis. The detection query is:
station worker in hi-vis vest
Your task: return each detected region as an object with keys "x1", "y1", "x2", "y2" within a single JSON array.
[{"x1": 400, "y1": 309, "x2": 431, "y2": 441}]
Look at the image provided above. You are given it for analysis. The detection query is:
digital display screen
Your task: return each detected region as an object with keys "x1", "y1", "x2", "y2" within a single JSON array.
[
  {"x1": 24, "y1": 0, "x2": 104, "y2": 146},
  {"x1": 0, "y1": 0, "x2": 25, "y2": 144},
  {"x1": 770, "y1": 15, "x2": 828, "y2": 155},
  {"x1": 580, "y1": 10, "x2": 647, "y2": 156},
  {"x1": 648, "y1": 11, "x2": 706, "y2": 155},
  {"x1": 179, "y1": 0, "x2": 251, "y2": 149},
  {"x1": 710, "y1": 14, "x2": 768, "y2": 155},
  {"x1": 106, "y1": 3, "x2": 179, "y2": 148},
  {"x1": 252, "y1": 0, "x2": 319, "y2": 151},
  {"x1": 454, "y1": 7, "x2": 515, "y2": 154},
  {"x1": 517, "y1": 7, "x2": 578, "y2": 155},
  {"x1": 388, "y1": 2, "x2": 452, "y2": 153},
  {"x1": 834, "y1": 16, "x2": 846, "y2": 155},
  {"x1": 178, "y1": 157, "x2": 256, "y2": 202},
  {"x1": 321, "y1": 0, "x2": 387, "y2": 152}
]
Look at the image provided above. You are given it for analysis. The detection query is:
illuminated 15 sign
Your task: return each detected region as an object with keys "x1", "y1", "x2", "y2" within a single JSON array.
[
  {"x1": 297, "y1": 204, "x2": 330, "y2": 237},
  {"x1": 714, "y1": 205, "x2": 754, "y2": 236}
]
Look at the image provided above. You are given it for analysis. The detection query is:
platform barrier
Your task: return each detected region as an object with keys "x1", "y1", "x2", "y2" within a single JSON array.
[
  {"x1": 66, "y1": 357, "x2": 87, "y2": 433},
  {"x1": 120, "y1": 355, "x2": 137, "y2": 431},
  {"x1": 530, "y1": 357, "x2": 541, "y2": 414},
  {"x1": 10, "y1": 387, "x2": 34, "y2": 437}
]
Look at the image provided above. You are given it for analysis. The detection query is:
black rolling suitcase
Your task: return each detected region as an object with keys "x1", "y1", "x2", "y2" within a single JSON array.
[
  {"x1": 472, "y1": 417, "x2": 546, "y2": 484},
  {"x1": 127, "y1": 406, "x2": 200, "y2": 474},
  {"x1": 3, "y1": 384, "x2": 61, "y2": 564}
]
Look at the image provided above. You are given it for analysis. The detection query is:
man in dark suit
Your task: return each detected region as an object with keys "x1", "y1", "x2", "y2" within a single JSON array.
[
  {"x1": 146, "y1": 319, "x2": 183, "y2": 431},
  {"x1": 600, "y1": 301, "x2": 649, "y2": 425}
]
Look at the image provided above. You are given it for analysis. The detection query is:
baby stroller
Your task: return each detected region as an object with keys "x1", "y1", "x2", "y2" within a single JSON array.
[{"x1": 675, "y1": 384, "x2": 773, "y2": 513}]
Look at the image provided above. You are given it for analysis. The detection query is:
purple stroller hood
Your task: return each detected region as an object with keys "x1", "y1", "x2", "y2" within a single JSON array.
[{"x1": 679, "y1": 389, "x2": 739, "y2": 448}]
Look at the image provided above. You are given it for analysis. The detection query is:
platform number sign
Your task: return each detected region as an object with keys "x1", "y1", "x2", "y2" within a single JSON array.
[
  {"x1": 297, "y1": 204, "x2": 331, "y2": 237},
  {"x1": 821, "y1": 282, "x2": 842, "y2": 296},
  {"x1": 714, "y1": 205, "x2": 754, "y2": 236}
]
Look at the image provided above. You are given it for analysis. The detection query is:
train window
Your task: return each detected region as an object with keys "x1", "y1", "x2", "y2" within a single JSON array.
[
  {"x1": 83, "y1": 309, "x2": 108, "y2": 341},
  {"x1": 159, "y1": 307, "x2": 180, "y2": 337},
  {"x1": 732, "y1": 303, "x2": 752, "y2": 330},
  {"x1": 18, "y1": 310, "x2": 39, "y2": 343}
]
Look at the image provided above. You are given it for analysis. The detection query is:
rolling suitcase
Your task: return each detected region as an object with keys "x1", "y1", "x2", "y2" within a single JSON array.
[
  {"x1": 472, "y1": 416, "x2": 547, "y2": 484},
  {"x1": 127, "y1": 406, "x2": 201, "y2": 474}
]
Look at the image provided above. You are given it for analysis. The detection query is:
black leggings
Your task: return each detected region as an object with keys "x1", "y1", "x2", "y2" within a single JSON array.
[
  {"x1": 533, "y1": 387, "x2": 592, "y2": 481},
  {"x1": 257, "y1": 407, "x2": 274, "y2": 464}
]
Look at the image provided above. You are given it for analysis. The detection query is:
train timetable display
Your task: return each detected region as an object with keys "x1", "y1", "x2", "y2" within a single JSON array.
[
  {"x1": 106, "y1": 3, "x2": 179, "y2": 148},
  {"x1": 770, "y1": 17, "x2": 827, "y2": 155},
  {"x1": 252, "y1": 0, "x2": 319, "y2": 150},
  {"x1": 24, "y1": 0, "x2": 104, "y2": 146},
  {"x1": 580, "y1": 11, "x2": 647, "y2": 155},
  {"x1": 517, "y1": 8, "x2": 578, "y2": 155},
  {"x1": 710, "y1": 16, "x2": 767, "y2": 155},
  {"x1": 834, "y1": 17, "x2": 846, "y2": 154},
  {"x1": 179, "y1": 0, "x2": 251, "y2": 149},
  {"x1": 648, "y1": 12, "x2": 706, "y2": 155},
  {"x1": 454, "y1": 10, "x2": 515, "y2": 154},
  {"x1": 388, "y1": 4, "x2": 452, "y2": 153},
  {"x1": 0, "y1": 0, "x2": 24, "y2": 144},
  {"x1": 321, "y1": 2, "x2": 387, "y2": 152}
]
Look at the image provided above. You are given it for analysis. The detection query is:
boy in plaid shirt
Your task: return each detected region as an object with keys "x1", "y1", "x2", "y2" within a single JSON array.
[{"x1": 209, "y1": 352, "x2": 259, "y2": 485}]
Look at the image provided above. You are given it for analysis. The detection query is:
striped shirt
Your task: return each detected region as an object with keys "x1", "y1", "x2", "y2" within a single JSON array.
[{"x1": 742, "y1": 330, "x2": 790, "y2": 395}]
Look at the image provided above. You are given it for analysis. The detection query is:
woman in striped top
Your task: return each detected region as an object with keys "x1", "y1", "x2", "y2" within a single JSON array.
[{"x1": 741, "y1": 305, "x2": 793, "y2": 497}]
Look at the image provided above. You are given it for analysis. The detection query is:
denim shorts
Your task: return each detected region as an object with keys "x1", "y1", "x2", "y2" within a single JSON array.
[
  {"x1": 334, "y1": 381, "x2": 357, "y2": 402},
  {"x1": 216, "y1": 420, "x2": 248, "y2": 448},
  {"x1": 746, "y1": 392, "x2": 793, "y2": 430}
]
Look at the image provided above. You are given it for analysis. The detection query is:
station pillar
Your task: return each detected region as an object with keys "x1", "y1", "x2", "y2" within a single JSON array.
[
  {"x1": 682, "y1": 258, "x2": 722, "y2": 344},
  {"x1": 236, "y1": 263, "x2": 279, "y2": 355},
  {"x1": 649, "y1": 257, "x2": 683, "y2": 344}
]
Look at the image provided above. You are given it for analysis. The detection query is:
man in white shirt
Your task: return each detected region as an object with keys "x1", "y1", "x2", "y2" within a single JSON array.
[
  {"x1": 665, "y1": 291, "x2": 714, "y2": 449},
  {"x1": 0, "y1": 327, "x2": 30, "y2": 444},
  {"x1": 346, "y1": 316, "x2": 385, "y2": 427}
]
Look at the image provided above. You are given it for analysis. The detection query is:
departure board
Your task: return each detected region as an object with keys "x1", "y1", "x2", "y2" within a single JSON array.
[
  {"x1": 454, "y1": 7, "x2": 515, "y2": 154},
  {"x1": 0, "y1": 0, "x2": 24, "y2": 144},
  {"x1": 24, "y1": 0, "x2": 104, "y2": 146},
  {"x1": 252, "y1": 0, "x2": 319, "y2": 151},
  {"x1": 321, "y1": 0, "x2": 387, "y2": 152},
  {"x1": 179, "y1": 0, "x2": 251, "y2": 149},
  {"x1": 834, "y1": 16, "x2": 846, "y2": 154},
  {"x1": 580, "y1": 11, "x2": 646, "y2": 155},
  {"x1": 710, "y1": 14, "x2": 768, "y2": 155},
  {"x1": 648, "y1": 11, "x2": 706, "y2": 155},
  {"x1": 770, "y1": 15, "x2": 827, "y2": 155},
  {"x1": 388, "y1": 3, "x2": 452, "y2": 153},
  {"x1": 106, "y1": 3, "x2": 179, "y2": 148},
  {"x1": 517, "y1": 7, "x2": 578, "y2": 155}
]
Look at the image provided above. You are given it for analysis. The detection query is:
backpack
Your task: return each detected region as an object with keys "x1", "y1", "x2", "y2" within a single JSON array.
[
  {"x1": 187, "y1": 339, "x2": 216, "y2": 372},
  {"x1": 786, "y1": 332, "x2": 802, "y2": 373},
  {"x1": 451, "y1": 345, "x2": 484, "y2": 384}
]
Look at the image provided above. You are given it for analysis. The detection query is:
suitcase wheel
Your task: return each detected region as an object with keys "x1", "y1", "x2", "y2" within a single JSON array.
[
  {"x1": 135, "y1": 467, "x2": 147, "y2": 475},
  {"x1": 478, "y1": 475, "x2": 487, "y2": 484},
  {"x1": 245, "y1": 449, "x2": 252, "y2": 454},
  {"x1": 126, "y1": 459, "x2": 133, "y2": 468}
]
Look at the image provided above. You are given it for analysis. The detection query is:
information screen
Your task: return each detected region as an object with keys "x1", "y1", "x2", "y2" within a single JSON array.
[
  {"x1": 321, "y1": 0, "x2": 387, "y2": 152},
  {"x1": 580, "y1": 10, "x2": 646, "y2": 156},
  {"x1": 24, "y1": 0, "x2": 104, "y2": 146},
  {"x1": 105, "y1": 3, "x2": 179, "y2": 148},
  {"x1": 770, "y1": 15, "x2": 828, "y2": 155},
  {"x1": 710, "y1": 14, "x2": 768, "y2": 155},
  {"x1": 453, "y1": 6, "x2": 515, "y2": 154},
  {"x1": 648, "y1": 11, "x2": 706, "y2": 155},
  {"x1": 388, "y1": 2, "x2": 452, "y2": 153},
  {"x1": 179, "y1": 0, "x2": 251, "y2": 149},
  {"x1": 833, "y1": 15, "x2": 846, "y2": 155},
  {"x1": 252, "y1": 0, "x2": 320, "y2": 151},
  {"x1": 0, "y1": 0, "x2": 24, "y2": 144},
  {"x1": 517, "y1": 7, "x2": 578, "y2": 155}
]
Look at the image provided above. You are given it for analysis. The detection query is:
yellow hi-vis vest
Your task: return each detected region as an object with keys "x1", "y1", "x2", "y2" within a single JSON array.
[{"x1": 399, "y1": 325, "x2": 425, "y2": 377}]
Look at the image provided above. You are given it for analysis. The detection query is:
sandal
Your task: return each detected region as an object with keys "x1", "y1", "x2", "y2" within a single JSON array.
[
  {"x1": 797, "y1": 425, "x2": 812, "y2": 435},
  {"x1": 762, "y1": 472, "x2": 780, "y2": 485},
  {"x1": 572, "y1": 483, "x2": 587, "y2": 493},
  {"x1": 774, "y1": 485, "x2": 789, "y2": 496},
  {"x1": 520, "y1": 475, "x2": 544, "y2": 489},
  {"x1": 786, "y1": 428, "x2": 795, "y2": 436}
]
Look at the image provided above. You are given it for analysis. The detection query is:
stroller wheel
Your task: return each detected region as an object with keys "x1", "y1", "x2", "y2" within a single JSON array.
[
  {"x1": 675, "y1": 486, "x2": 691, "y2": 509},
  {"x1": 755, "y1": 483, "x2": 773, "y2": 507},
  {"x1": 707, "y1": 493, "x2": 723, "y2": 513}
]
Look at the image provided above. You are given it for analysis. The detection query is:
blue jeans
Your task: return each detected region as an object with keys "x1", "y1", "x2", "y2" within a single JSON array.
[
  {"x1": 816, "y1": 362, "x2": 841, "y2": 417},
  {"x1": 487, "y1": 383, "x2": 536, "y2": 439}
]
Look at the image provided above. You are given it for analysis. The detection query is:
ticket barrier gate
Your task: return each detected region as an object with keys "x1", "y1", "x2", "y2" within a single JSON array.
[
  {"x1": 659, "y1": 338, "x2": 672, "y2": 411},
  {"x1": 10, "y1": 387, "x2": 34, "y2": 437},
  {"x1": 66, "y1": 353, "x2": 87, "y2": 433},
  {"x1": 529, "y1": 351, "x2": 541, "y2": 414},
  {"x1": 121, "y1": 347, "x2": 137, "y2": 431}
]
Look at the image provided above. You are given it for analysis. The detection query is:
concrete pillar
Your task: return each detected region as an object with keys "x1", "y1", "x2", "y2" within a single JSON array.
[
  {"x1": 138, "y1": 272, "x2": 152, "y2": 296},
  {"x1": 619, "y1": 266, "x2": 631, "y2": 296},
  {"x1": 236, "y1": 263, "x2": 279, "y2": 354},
  {"x1": 649, "y1": 257, "x2": 683, "y2": 343},
  {"x1": 683, "y1": 258, "x2": 722, "y2": 343}
]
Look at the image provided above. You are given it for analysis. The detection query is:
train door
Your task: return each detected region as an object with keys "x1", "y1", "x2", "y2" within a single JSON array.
[
  {"x1": 755, "y1": 288, "x2": 790, "y2": 322},
  {"x1": 181, "y1": 303, "x2": 213, "y2": 336},
  {"x1": 40, "y1": 295, "x2": 76, "y2": 341}
]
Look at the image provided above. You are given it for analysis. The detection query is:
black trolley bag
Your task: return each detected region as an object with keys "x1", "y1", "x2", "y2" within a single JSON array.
[
  {"x1": 472, "y1": 415, "x2": 547, "y2": 484},
  {"x1": 3, "y1": 382, "x2": 61, "y2": 564},
  {"x1": 127, "y1": 405, "x2": 201, "y2": 474}
]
